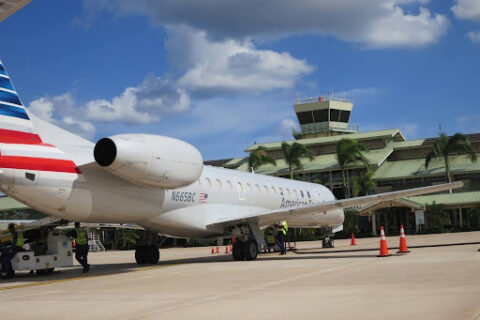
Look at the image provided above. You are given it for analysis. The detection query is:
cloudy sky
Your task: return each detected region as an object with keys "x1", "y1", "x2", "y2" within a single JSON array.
[{"x1": 1, "y1": 0, "x2": 479, "y2": 159}]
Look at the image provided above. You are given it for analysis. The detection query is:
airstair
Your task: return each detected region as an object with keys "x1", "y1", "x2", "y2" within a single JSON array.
[{"x1": 88, "y1": 233, "x2": 105, "y2": 252}]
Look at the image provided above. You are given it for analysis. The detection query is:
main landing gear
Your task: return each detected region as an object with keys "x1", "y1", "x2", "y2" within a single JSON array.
[
  {"x1": 135, "y1": 231, "x2": 164, "y2": 265},
  {"x1": 231, "y1": 223, "x2": 264, "y2": 261},
  {"x1": 135, "y1": 245, "x2": 159, "y2": 265},
  {"x1": 232, "y1": 240, "x2": 258, "y2": 261}
]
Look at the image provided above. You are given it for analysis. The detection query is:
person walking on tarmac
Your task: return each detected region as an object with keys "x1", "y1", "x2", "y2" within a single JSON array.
[
  {"x1": 67, "y1": 222, "x2": 90, "y2": 273},
  {"x1": 275, "y1": 220, "x2": 288, "y2": 255},
  {"x1": 1, "y1": 223, "x2": 24, "y2": 276}
]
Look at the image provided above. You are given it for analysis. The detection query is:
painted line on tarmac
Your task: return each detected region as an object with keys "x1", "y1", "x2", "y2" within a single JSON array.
[
  {"x1": 293, "y1": 241, "x2": 480, "y2": 254},
  {"x1": 0, "y1": 263, "x2": 184, "y2": 291}
]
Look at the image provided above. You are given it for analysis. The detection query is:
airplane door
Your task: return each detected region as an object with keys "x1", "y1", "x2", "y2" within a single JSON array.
[{"x1": 234, "y1": 177, "x2": 246, "y2": 200}]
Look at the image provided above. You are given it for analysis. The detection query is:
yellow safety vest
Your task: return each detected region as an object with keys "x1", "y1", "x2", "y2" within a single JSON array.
[
  {"x1": 281, "y1": 221, "x2": 288, "y2": 236},
  {"x1": 75, "y1": 228, "x2": 88, "y2": 246},
  {"x1": 15, "y1": 232, "x2": 24, "y2": 247},
  {"x1": 266, "y1": 234, "x2": 275, "y2": 243}
]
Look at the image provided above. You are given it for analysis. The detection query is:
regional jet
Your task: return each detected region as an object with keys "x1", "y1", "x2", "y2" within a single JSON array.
[{"x1": 0, "y1": 60, "x2": 461, "y2": 262}]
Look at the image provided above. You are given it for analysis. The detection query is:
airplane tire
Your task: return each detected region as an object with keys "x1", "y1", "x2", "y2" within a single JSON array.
[
  {"x1": 135, "y1": 246, "x2": 146, "y2": 265},
  {"x1": 136, "y1": 246, "x2": 159, "y2": 265},
  {"x1": 147, "y1": 246, "x2": 159, "y2": 264},
  {"x1": 232, "y1": 242, "x2": 244, "y2": 261},
  {"x1": 0, "y1": 266, "x2": 14, "y2": 280},
  {"x1": 36, "y1": 268, "x2": 54, "y2": 275},
  {"x1": 244, "y1": 240, "x2": 258, "y2": 261}
]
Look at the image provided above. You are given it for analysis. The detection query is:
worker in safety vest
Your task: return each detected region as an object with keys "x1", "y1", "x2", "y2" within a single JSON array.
[
  {"x1": 275, "y1": 220, "x2": 288, "y2": 255},
  {"x1": 265, "y1": 228, "x2": 275, "y2": 252},
  {"x1": 1, "y1": 223, "x2": 24, "y2": 275},
  {"x1": 67, "y1": 222, "x2": 90, "y2": 273}
]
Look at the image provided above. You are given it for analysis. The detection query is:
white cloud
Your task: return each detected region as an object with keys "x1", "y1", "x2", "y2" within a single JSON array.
[
  {"x1": 344, "y1": 88, "x2": 379, "y2": 99},
  {"x1": 467, "y1": 31, "x2": 480, "y2": 43},
  {"x1": 452, "y1": 0, "x2": 480, "y2": 22},
  {"x1": 27, "y1": 75, "x2": 191, "y2": 138},
  {"x1": 28, "y1": 93, "x2": 96, "y2": 139},
  {"x1": 280, "y1": 119, "x2": 299, "y2": 138},
  {"x1": 102, "y1": 0, "x2": 449, "y2": 49},
  {"x1": 362, "y1": 7, "x2": 449, "y2": 49},
  {"x1": 168, "y1": 27, "x2": 313, "y2": 97}
]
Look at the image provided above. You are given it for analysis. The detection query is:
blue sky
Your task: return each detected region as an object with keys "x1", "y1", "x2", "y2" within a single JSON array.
[{"x1": 0, "y1": 0, "x2": 479, "y2": 160}]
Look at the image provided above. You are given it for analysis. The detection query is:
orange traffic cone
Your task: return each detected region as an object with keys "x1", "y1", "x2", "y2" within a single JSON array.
[
  {"x1": 211, "y1": 248, "x2": 215, "y2": 254},
  {"x1": 215, "y1": 246, "x2": 219, "y2": 254},
  {"x1": 230, "y1": 244, "x2": 233, "y2": 251},
  {"x1": 350, "y1": 233, "x2": 357, "y2": 246},
  {"x1": 378, "y1": 226, "x2": 390, "y2": 257},
  {"x1": 225, "y1": 246, "x2": 230, "y2": 254},
  {"x1": 397, "y1": 225, "x2": 410, "y2": 253}
]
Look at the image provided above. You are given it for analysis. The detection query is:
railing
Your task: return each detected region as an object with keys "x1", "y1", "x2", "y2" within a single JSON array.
[
  {"x1": 294, "y1": 122, "x2": 359, "y2": 135},
  {"x1": 88, "y1": 233, "x2": 106, "y2": 252},
  {"x1": 295, "y1": 94, "x2": 350, "y2": 104}
]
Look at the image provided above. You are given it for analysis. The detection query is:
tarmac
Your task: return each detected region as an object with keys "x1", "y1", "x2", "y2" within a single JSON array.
[{"x1": 1, "y1": 231, "x2": 480, "y2": 320}]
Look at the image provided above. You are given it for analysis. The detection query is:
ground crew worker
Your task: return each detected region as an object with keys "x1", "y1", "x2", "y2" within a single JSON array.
[
  {"x1": 1, "y1": 223, "x2": 24, "y2": 275},
  {"x1": 67, "y1": 222, "x2": 90, "y2": 273},
  {"x1": 266, "y1": 228, "x2": 275, "y2": 252},
  {"x1": 281, "y1": 220, "x2": 288, "y2": 253},
  {"x1": 275, "y1": 220, "x2": 288, "y2": 255}
]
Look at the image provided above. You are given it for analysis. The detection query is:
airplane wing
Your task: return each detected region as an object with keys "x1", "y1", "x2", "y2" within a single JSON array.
[{"x1": 206, "y1": 181, "x2": 463, "y2": 229}]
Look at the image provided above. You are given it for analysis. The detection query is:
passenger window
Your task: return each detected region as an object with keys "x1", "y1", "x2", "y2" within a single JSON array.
[
  {"x1": 256, "y1": 184, "x2": 260, "y2": 192},
  {"x1": 279, "y1": 187, "x2": 283, "y2": 196},
  {"x1": 286, "y1": 188, "x2": 291, "y2": 197},
  {"x1": 300, "y1": 190, "x2": 304, "y2": 198},
  {"x1": 216, "y1": 179, "x2": 222, "y2": 188},
  {"x1": 307, "y1": 191, "x2": 311, "y2": 198},
  {"x1": 271, "y1": 186, "x2": 276, "y2": 194},
  {"x1": 227, "y1": 180, "x2": 233, "y2": 189},
  {"x1": 264, "y1": 185, "x2": 269, "y2": 194},
  {"x1": 246, "y1": 183, "x2": 252, "y2": 192},
  {"x1": 293, "y1": 189, "x2": 298, "y2": 198},
  {"x1": 205, "y1": 178, "x2": 212, "y2": 187}
]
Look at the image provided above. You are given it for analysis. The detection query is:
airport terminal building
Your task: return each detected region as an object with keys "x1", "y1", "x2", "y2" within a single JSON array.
[{"x1": 207, "y1": 97, "x2": 480, "y2": 235}]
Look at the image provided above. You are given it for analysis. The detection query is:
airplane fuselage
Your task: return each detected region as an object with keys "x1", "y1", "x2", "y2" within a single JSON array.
[{"x1": 0, "y1": 164, "x2": 344, "y2": 238}]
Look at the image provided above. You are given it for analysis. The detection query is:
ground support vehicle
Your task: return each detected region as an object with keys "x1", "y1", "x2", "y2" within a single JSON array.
[{"x1": 0, "y1": 217, "x2": 73, "y2": 279}]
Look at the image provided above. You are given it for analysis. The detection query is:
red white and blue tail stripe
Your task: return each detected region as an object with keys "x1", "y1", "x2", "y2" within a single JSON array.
[{"x1": 0, "y1": 60, "x2": 80, "y2": 174}]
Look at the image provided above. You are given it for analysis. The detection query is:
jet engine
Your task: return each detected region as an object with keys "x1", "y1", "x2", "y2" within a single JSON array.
[{"x1": 93, "y1": 134, "x2": 203, "y2": 189}]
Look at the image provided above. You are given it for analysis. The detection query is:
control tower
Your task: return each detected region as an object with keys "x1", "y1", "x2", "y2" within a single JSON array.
[{"x1": 293, "y1": 95, "x2": 358, "y2": 139}]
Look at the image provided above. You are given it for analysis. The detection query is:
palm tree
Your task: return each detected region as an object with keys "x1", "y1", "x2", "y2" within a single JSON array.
[
  {"x1": 248, "y1": 146, "x2": 277, "y2": 172},
  {"x1": 353, "y1": 170, "x2": 376, "y2": 197},
  {"x1": 281, "y1": 142, "x2": 314, "y2": 179},
  {"x1": 425, "y1": 132, "x2": 477, "y2": 187},
  {"x1": 336, "y1": 138, "x2": 369, "y2": 198}
]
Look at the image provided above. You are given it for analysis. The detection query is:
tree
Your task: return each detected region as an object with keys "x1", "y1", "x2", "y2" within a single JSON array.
[
  {"x1": 336, "y1": 138, "x2": 369, "y2": 198},
  {"x1": 468, "y1": 205, "x2": 480, "y2": 228},
  {"x1": 425, "y1": 202, "x2": 450, "y2": 232},
  {"x1": 119, "y1": 229, "x2": 141, "y2": 250},
  {"x1": 353, "y1": 170, "x2": 376, "y2": 197},
  {"x1": 281, "y1": 142, "x2": 314, "y2": 179},
  {"x1": 248, "y1": 146, "x2": 276, "y2": 172},
  {"x1": 425, "y1": 132, "x2": 477, "y2": 188}
]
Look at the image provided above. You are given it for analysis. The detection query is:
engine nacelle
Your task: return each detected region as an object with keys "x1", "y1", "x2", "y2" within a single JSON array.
[{"x1": 93, "y1": 134, "x2": 203, "y2": 189}]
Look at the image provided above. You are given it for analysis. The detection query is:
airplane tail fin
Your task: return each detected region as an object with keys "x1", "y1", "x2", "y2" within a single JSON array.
[
  {"x1": 0, "y1": 59, "x2": 40, "y2": 143},
  {"x1": 0, "y1": 59, "x2": 81, "y2": 173}
]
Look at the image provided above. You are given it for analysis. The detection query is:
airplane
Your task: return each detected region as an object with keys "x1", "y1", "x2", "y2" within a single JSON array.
[{"x1": 0, "y1": 59, "x2": 462, "y2": 263}]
